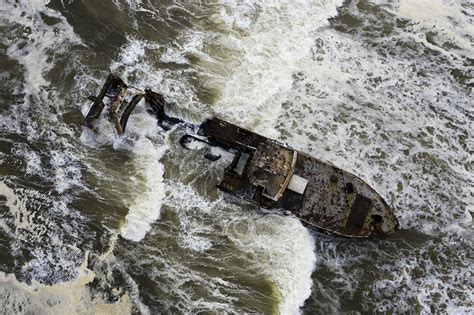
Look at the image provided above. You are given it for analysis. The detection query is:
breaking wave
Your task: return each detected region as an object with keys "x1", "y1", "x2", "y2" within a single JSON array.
[{"x1": 0, "y1": 0, "x2": 472, "y2": 314}]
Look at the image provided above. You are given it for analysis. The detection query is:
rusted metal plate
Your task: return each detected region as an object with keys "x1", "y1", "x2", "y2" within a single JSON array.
[
  {"x1": 247, "y1": 141, "x2": 295, "y2": 201},
  {"x1": 344, "y1": 194, "x2": 373, "y2": 234},
  {"x1": 200, "y1": 118, "x2": 266, "y2": 150}
]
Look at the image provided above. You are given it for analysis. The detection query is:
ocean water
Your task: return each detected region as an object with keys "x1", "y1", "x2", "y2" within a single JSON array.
[{"x1": 0, "y1": 0, "x2": 472, "y2": 314}]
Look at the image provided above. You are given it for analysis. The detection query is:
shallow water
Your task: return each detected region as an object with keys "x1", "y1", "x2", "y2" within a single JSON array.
[{"x1": 0, "y1": 0, "x2": 472, "y2": 314}]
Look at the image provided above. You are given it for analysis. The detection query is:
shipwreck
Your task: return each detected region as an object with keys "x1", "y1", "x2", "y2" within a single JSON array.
[{"x1": 83, "y1": 74, "x2": 399, "y2": 238}]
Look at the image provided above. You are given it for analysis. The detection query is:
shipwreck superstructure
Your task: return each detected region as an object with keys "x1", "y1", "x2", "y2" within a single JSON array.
[{"x1": 83, "y1": 74, "x2": 399, "y2": 238}]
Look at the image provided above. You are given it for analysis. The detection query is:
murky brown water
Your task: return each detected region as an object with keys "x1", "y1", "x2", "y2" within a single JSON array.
[{"x1": 0, "y1": 0, "x2": 472, "y2": 314}]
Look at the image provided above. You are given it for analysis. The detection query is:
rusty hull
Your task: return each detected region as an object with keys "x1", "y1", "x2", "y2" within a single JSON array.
[{"x1": 201, "y1": 118, "x2": 399, "y2": 238}]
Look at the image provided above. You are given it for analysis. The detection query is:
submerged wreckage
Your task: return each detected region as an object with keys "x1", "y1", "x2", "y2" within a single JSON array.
[{"x1": 83, "y1": 74, "x2": 399, "y2": 238}]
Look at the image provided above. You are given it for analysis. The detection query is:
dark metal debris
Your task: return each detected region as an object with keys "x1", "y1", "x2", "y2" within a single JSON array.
[{"x1": 83, "y1": 74, "x2": 400, "y2": 238}]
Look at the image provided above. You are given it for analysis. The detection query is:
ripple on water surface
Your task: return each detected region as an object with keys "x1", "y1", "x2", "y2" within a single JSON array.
[{"x1": 0, "y1": 0, "x2": 473, "y2": 314}]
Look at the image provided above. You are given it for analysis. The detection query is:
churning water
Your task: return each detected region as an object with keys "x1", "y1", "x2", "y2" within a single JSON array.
[{"x1": 0, "y1": 0, "x2": 472, "y2": 313}]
